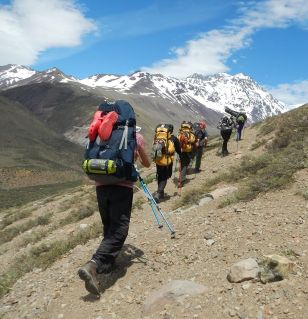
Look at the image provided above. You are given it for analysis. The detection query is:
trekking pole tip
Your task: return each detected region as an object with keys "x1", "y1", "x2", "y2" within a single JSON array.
[{"x1": 170, "y1": 231, "x2": 176, "y2": 239}]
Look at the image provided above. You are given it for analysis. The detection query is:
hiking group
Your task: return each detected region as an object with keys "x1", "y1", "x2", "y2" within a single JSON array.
[
  {"x1": 151, "y1": 120, "x2": 207, "y2": 203},
  {"x1": 79, "y1": 99, "x2": 245, "y2": 296}
]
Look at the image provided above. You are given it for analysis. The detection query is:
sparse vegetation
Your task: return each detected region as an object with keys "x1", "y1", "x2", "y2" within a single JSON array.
[
  {"x1": 0, "y1": 208, "x2": 33, "y2": 230},
  {"x1": 250, "y1": 138, "x2": 268, "y2": 150},
  {"x1": 280, "y1": 248, "x2": 300, "y2": 258},
  {"x1": 173, "y1": 106, "x2": 307, "y2": 208},
  {"x1": 295, "y1": 189, "x2": 308, "y2": 200},
  {"x1": 173, "y1": 186, "x2": 211, "y2": 210},
  {"x1": 0, "y1": 222, "x2": 101, "y2": 298},
  {"x1": 132, "y1": 197, "x2": 145, "y2": 211},
  {"x1": 0, "y1": 213, "x2": 52, "y2": 245},
  {"x1": 59, "y1": 203, "x2": 96, "y2": 226},
  {"x1": 218, "y1": 105, "x2": 307, "y2": 205},
  {"x1": 0, "y1": 180, "x2": 84, "y2": 210}
]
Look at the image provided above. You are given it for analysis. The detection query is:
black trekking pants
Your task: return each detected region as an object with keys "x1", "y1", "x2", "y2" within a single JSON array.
[
  {"x1": 92, "y1": 185, "x2": 133, "y2": 268},
  {"x1": 156, "y1": 164, "x2": 173, "y2": 194},
  {"x1": 179, "y1": 153, "x2": 191, "y2": 183},
  {"x1": 221, "y1": 129, "x2": 232, "y2": 155},
  {"x1": 195, "y1": 146, "x2": 204, "y2": 171}
]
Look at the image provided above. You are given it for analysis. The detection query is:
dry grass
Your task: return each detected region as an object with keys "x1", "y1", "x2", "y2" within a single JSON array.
[{"x1": 0, "y1": 222, "x2": 101, "y2": 298}]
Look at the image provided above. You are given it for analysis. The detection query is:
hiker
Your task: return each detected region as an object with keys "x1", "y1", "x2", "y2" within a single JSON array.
[
  {"x1": 79, "y1": 100, "x2": 150, "y2": 295},
  {"x1": 235, "y1": 113, "x2": 246, "y2": 141},
  {"x1": 177, "y1": 121, "x2": 196, "y2": 187},
  {"x1": 225, "y1": 106, "x2": 247, "y2": 141},
  {"x1": 152, "y1": 124, "x2": 181, "y2": 202},
  {"x1": 217, "y1": 115, "x2": 235, "y2": 156},
  {"x1": 192, "y1": 120, "x2": 208, "y2": 173}
]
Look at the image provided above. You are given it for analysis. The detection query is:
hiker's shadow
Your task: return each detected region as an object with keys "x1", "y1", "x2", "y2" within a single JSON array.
[{"x1": 82, "y1": 244, "x2": 145, "y2": 301}]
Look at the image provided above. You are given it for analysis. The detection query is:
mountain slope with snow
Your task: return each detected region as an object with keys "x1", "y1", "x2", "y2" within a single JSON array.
[
  {"x1": 0, "y1": 65, "x2": 75, "y2": 89},
  {"x1": 80, "y1": 71, "x2": 285, "y2": 122},
  {"x1": 0, "y1": 64, "x2": 285, "y2": 123},
  {"x1": 0, "y1": 65, "x2": 37, "y2": 89}
]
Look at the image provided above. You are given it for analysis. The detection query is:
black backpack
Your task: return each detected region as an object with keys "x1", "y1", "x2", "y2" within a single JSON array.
[{"x1": 83, "y1": 100, "x2": 137, "y2": 183}]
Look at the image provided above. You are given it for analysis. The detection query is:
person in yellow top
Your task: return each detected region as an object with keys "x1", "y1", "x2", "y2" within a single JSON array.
[
  {"x1": 152, "y1": 124, "x2": 181, "y2": 202},
  {"x1": 177, "y1": 121, "x2": 196, "y2": 187}
]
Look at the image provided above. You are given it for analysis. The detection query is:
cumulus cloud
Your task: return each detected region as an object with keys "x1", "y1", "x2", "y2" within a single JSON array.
[
  {"x1": 269, "y1": 81, "x2": 308, "y2": 108},
  {"x1": 143, "y1": 0, "x2": 308, "y2": 78},
  {"x1": 0, "y1": 0, "x2": 97, "y2": 65}
]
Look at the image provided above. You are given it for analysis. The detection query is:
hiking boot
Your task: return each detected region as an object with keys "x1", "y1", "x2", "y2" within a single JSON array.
[
  {"x1": 97, "y1": 262, "x2": 113, "y2": 274},
  {"x1": 78, "y1": 261, "x2": 100, "y2": 295},
  {"x1": 153, "y1": 191, "x2": 163, "y2": 203}
]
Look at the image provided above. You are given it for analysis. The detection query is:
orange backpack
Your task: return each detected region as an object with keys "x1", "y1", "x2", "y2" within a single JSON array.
[{"x1": 178, "y1": 122, "x2": 196, "y2": 153}]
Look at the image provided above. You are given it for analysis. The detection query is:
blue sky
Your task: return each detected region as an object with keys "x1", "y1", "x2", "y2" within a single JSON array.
[{"x1": 0, "y1": 0, "x2": 308, "y2": 106}]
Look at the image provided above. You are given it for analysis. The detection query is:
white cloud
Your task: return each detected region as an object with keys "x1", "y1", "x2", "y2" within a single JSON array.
[
  {"x1": 0, "y1": 0, "x2": 97, "y2": 65},
  {"x1": 143, "y1": 0, "x2": 308, "y2": 78},
  {"x1": 269, "y1": 80, "x2": 308, "y2": 108}
]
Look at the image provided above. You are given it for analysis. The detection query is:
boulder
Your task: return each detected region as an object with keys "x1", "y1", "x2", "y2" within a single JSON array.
[{"x1": 227, "y1": 258, "x2": 260, "y2": 283}]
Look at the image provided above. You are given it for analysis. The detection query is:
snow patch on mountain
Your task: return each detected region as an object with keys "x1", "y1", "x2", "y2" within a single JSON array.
[
  {"x1": 0, "y1": 65, "x2": 36, "y2": 89},
  {"x1": 79, "y1": 71, "x2": 285, "y2": 122},
  {"x1": 0, "y1": 64, "x2": 285, "y2": 123}
]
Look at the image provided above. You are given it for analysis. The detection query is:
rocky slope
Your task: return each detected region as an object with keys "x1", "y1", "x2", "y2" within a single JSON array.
[{"x1": 0, "y1": 123, "x2": 307, "y2": 319}]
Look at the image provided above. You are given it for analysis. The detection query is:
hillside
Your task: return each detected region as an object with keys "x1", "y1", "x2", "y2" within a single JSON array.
[
  {"x1": 0, "y1": 105, "x2": 307, "y2": 319},
  {"x1": 0, "y1": 95, "x2": 85, "y2": 209}
]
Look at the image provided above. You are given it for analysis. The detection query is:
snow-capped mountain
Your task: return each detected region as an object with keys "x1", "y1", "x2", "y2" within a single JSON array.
[
  {"x1": 80, "y1": 71, "x2": 285, "y2": 122},
  {"x1": 0, "y1": 64, "x2": 285, "y2": 122},
  {"x1": 0, "y1": 64, "x2": 37, "y2": 89},
  {"x1": 0, "y1": 65, "x2": 75, "y2": 89}
]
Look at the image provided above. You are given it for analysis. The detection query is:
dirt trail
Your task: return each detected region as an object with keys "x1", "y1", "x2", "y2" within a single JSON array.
[{"x1": 1, "y1": 126, "x2": 308, "y2": 319}]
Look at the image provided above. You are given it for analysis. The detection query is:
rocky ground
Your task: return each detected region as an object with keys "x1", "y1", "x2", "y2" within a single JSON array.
[{"x1": 0, "y1": 126, "x2": 307, "y2": 319}]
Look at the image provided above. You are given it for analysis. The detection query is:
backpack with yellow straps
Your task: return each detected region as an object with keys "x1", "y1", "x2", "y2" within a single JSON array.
[
  {"x1": 152, "y1": 124, "x2": 175, "y2": 166},
  {"x1": 178, "y1": 121, "x2": 196, "y2": 153}
]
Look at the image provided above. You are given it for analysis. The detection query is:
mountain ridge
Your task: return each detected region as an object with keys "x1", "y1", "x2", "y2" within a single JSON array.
[{"x1": 0, "y1": 64, "x2": 285, "y2": 123}]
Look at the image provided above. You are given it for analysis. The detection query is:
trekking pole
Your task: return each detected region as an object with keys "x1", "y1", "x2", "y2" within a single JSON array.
[
  {"x1": 138, "y1": 175, "x2": 175, "y2": 237},
  {"x1": 138, "y1": 176, "x2": 163, "y2": 228}
]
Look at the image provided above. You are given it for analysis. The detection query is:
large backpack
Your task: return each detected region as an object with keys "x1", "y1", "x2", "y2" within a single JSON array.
[
  {"x1": 82, "y1": 100, "x2": 137, "y2": 183},
  {"x1": 178, "y1": 121, "x2": 196, "y2": 152},
  {"x1": 220, "y1": 117, "x2": 233, "y2": 132},
  {"x1": 152, "y1": 124, "x2": 175, "y2": 166},
  {"x1": 236, "y1": 114, "x2": 246, "y2": 125}
]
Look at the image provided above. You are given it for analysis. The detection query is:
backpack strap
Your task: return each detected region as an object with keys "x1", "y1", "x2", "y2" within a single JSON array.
[{"x1": 119, "y1": 121, "x2": 129, "y2": 150}]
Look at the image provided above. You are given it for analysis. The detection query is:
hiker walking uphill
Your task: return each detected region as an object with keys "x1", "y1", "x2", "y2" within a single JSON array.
[
  {"x1": 177, "y1": 121, "x2": 196, "y2": 187},
  {"x1": 217, "y1": 115, "x2": 235, "y2": 157},
  {"x1": 235, "y1": 113, "x2": 246, "y2": 141},
  {"x1": 192, "y1": 120, "x2": 208, "y2": 173},
  {"x1": 79, "y1": 100, "x2": 150, "y2": 296},
  {"x1": 225, "y1": 106, "x2": 247, "y2": 141},
  {"x1": 152, "y1": 124, "x2": 181, "y2": 202}
]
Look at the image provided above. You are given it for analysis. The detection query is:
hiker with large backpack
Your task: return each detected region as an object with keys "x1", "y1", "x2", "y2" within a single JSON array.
[
  {"x1": 235, "y1": 113, "x2": 246, "y2": 141},
  {"x1": 192, "y1": 120, "x2": 208, "y2": 173},
  {"x1": 225, "y1": 106, "x2": 247, "y2": 141},
  {"x1": 217, "y1": 115, "x2": 235, "y2": 157},
  {"x1": 152, "y1": 124, "x2": 181, "y2": 202},
  {"x1": 79, "y1": 100, "x2": 150, "y2": 296},
  {"x1": 177, "y1": 121, "x2": 196, "y2": 187}
]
